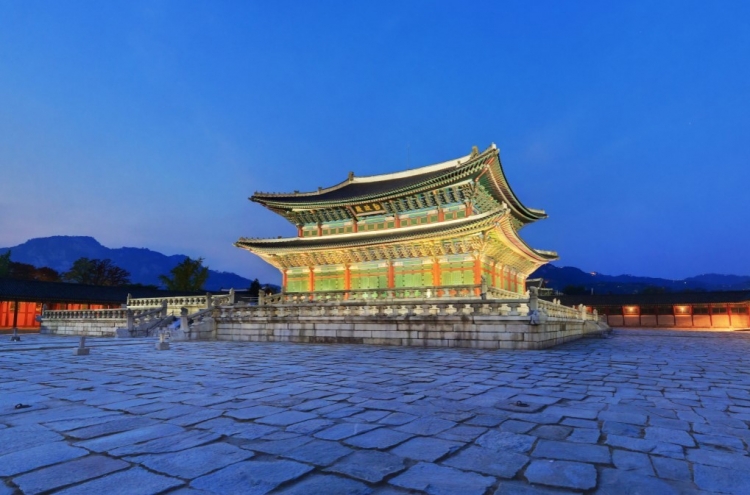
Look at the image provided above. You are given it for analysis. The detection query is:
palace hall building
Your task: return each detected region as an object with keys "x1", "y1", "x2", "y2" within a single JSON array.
[{"x1": 236, "y1": 145, "x2": 557, "y2": 297}]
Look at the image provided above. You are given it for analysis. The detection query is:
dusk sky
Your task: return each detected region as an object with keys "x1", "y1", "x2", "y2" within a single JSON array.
[{"x1": 1, "y1": 1, "x2": 748, "y2": 285}]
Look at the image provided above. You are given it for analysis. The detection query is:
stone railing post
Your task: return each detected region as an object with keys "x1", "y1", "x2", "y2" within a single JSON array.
[
  {"x1": 528, "y1": 287, "x2": 539, "y2": 312},
  {"x1": 579, "y1": 304, "x2": 586, "y2": 320},
  {"x1": 229, "y1": 288, "x2": 235, "y2": 304},
  {"x1": 259, "y1": 291, "x2": 265, "y2": 306},
  {"x1": 206, "y1": 293, "x2": 213, "y2": 309},
  {"x1": 126, "y1": 309, "x2": 134, "y2": 332},
  {"x1": 180, "y1": 307, "x2": 189, "y2": 333}
]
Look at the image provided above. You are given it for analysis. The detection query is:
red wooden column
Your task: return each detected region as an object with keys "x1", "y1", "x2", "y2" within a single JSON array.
[
  {"x1": 282, "y1": 269, "x2": 288, "y2": 292},
  {"x1": 387, "y1": 262, "x2": 395, "y2": 289},
  {"x1": 689, "y1": 304, "x2": 695, "y2": 327},
  {"x1": 437, "y1": 207, "x2": 445, "y2": 222},
  {"x1": 297, "y1": 225, "x2": 303, "y2": 237},
  {"x1": 308, "y1": 268, "x2": 315, "y2": 293},
  {"x1": 11, "y1": 299, "x2": 19, "y2": 330},
  {"x1": 491, "y1": 261, "x2": 497, "y2": 288},
  {"x1": 728, "y1": 304, "x2": 733, "y2": 328},
  {"x1": 473, "y1": 256, "x2": 482, "y2": 296},
  {"x1": 504, "y1": 269, "x2": 512, "y2": 291},
  {"x1": 344, "y1": 264, "x2": 351, "y2": 299},
  {"x1": 352, "y1": 221, "x2": 359, "y2": 233},
  {"x1": 317, "y1": 223, "x2": 323, "y2": 237},
  {"x1": 432, "y1": 258, "x2": 441, "y2": 291},
  {"x1": 465, "y1": 201, "x2": 472, "y2": 217},
  {"x1": 394, "y1": 214, "x2": 401, "y2": 228}
]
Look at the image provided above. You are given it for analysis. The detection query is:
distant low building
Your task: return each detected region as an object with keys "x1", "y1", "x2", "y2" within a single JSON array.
[
  {"x1": 0, "y1": 279, "x2": 204, "y2": 332},
  {"x1": 547, "y1": 292, "x2": 750, "y2": 329}
]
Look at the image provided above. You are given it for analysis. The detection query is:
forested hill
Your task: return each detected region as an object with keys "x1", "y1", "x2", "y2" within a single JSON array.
[
  {"x1": 0, "y1": 236, "x2": 253, "y2": 290},
  {"x1": 531, "y1": 265, "x2": 750, "y2": 294}
]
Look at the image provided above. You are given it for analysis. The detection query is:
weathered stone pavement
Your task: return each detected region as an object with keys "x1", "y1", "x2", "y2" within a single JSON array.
[{"x1": 1, "y1": 329, "x2": 749, "y2": 494}]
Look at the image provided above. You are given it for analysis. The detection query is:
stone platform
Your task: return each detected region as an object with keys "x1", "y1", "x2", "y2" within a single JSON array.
[
  {"x1": 214, "y1": 299, "x2": 608, "y2": 350},
  {"x1": 1, "y1": 329, "x2": 749, "y2": 494}
]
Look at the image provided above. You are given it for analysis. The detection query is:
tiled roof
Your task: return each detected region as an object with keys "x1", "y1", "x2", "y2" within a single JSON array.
[
  {"x1": 254, "y1": 167, "x2": 454, "y2": 204},
  {"x1": 236, "y1": 209, "x2": 504, "y2": 251},
  {"x1": 0, "y1": 278, "x2": 205, "y2": 304}
]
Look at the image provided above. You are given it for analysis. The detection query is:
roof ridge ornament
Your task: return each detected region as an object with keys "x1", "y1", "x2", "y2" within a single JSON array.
[{"x1": 471, "y1": 145, "x2": 479, "y2": 157}]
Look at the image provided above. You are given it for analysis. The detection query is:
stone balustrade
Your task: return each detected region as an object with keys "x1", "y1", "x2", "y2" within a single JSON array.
[
  {"x1": 43, "y1": 308, "x2": 130, "y2": 320},
  {"x1": 127, "y1": 289, "x2": 235, "y2": 310},
  {"x1": 226, "y1": 298, "x2": 532, "y2": 319},
  {"x1": 262, "y1": 285, "x2": 525, "y2": 305},
  {"x1": 39, "y1": 287, "x2": 610, "y2": 348}
]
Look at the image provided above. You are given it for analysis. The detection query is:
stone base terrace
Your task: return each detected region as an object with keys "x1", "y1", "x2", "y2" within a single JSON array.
[
  {"x1": 1, "y1": 329, "x2": 749, "y2": 494},
  {"x1": 216, "y1": 297, "x2": 607, "y2": 350},
  {"x1": 41, "y1": 287, "x2": 609, "y2": 349}
]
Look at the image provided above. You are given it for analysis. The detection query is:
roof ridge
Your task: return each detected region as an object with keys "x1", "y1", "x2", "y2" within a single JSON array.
[{"x1": 252, "y1": 145, "x2": 496, "y2": 200}]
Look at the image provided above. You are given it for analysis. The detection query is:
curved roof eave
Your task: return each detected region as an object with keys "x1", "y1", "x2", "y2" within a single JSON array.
[
  {"x1": 481, "y1": 151, "x2": 547, "y2": 224},
  {"x1": 251, "y1": 148, "x2": 494, "y2": 209},
  {"x1": 495, "y1": 214, "x2": 558, "y2": 263},
  {"x1": 235, "y1": 208, "x2": 506, "y2": 253}
]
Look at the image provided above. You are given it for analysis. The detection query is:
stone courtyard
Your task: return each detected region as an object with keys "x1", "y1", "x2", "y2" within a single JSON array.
[{"x1": 1, "y1": 329, "x2": 749, "y2": 494}]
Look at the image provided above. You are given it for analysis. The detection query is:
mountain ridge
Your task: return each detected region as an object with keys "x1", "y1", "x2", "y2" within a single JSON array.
[
  {"x1": 530, "y1": 265, "x2": 750, "y2": 294},
  {"x1": 0, "y1": 236, "x2": 255, "y2": 291},
  {"x1": 3, "y1": 236, "x2": 748, "y2": 294}
]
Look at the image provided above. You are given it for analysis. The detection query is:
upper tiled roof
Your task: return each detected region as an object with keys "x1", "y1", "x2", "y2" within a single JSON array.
[
  {"x1": 251, "y1": 150, "x2": 480, "y2": 206},
  {"x1": 258, "y1": 167, "x2": 456, "y2": 204}
]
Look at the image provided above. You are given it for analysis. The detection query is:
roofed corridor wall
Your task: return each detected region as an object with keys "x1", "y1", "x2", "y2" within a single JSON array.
[
  {"x1": 0, "y1": 300, "x2": 116, "y2": 330},
  {"x1": 595, "y1": 303, "x2": 750, "y2": 329}
]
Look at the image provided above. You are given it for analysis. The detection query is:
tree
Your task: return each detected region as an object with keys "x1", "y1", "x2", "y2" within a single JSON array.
[
  {"x1": 34, "y1": 267, "x2": 62, "y2": 282},
  {"x1": 159, "y1": 257, "x2": 209, "y2": 291},
  {"x1": 9, "y1": 262, "x2": 37, "y2": 280},
  {"x1": 0, "y1": 250, "x2": 11, "y2": 278},
  {"x1": 248, "y1": 278, "x2": 262, "y2": 298},
  {"x1": 262, "y1": 284, "x2": 279, "y2": 295},
  {"x1": 10, "y1": 263, "x2": 61, "y2": 281},
  {"x1": 63, "y1": 258, "x2": 131, "y2": 286},
  {"x1": 562, "y1": 285, "x2": 588, "y2": 295},
  {"x1": 640, "y1": 285, "x2": 670, "y2": 294}
]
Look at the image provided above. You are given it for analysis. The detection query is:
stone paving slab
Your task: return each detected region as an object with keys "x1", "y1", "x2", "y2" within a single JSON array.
[
  {"x1": 12, "y1": 455, "x2": 129, "y2": 495},
  {"x1": 1, "y1": 329, "x2": 750, "y2": 493}
]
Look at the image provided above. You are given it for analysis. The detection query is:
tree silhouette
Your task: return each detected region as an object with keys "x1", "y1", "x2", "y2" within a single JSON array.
[
  {"x1": 159, "y1": 257, "x2": 209, "y2": 291},
  {"x1": 0, "y1": 250, "x2": 10, "y2": 278},
  {"x1": 63, "y1": 258, "x2": 131, "y2": 286},
  {"x1": 248, "y1": 278, "x2": 262, "y2": 298},
  {"x1": 562, "y1": 285, "x2": 588, "y2": 295}
]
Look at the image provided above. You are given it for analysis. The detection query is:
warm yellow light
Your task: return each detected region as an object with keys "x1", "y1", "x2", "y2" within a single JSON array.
[{"x1": 626, "y1": 306, "x2": 637, "y2": 313}]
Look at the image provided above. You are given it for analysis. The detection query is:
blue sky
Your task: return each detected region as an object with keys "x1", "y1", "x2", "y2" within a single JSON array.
[{"x1": 1, "y1": 1, "x2": 748, "y2": 284}]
